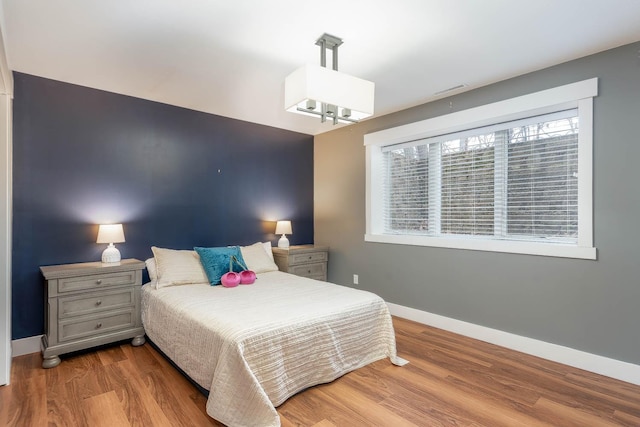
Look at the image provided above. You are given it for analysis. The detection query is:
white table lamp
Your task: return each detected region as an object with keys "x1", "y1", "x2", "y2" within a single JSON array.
[
  {"x1": 275, "y1": 220, "x2": 292, "y2": 248},
  {"x1": 97, "y1": 223, "x2": 125, "y2": 263}
]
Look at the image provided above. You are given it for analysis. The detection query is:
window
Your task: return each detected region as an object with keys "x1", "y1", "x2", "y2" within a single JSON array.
[{"x1": 365, "y1": 79, "x2": 597, "y2": 259}]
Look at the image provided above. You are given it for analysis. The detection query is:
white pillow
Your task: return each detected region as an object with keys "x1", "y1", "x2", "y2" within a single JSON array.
[
  {"x1": 241, "y1": 242, "x2": 279, "y2": 273},
  {"x1": 145, "y1": 257, "x2": 157, "y2": 281},
  {"x1": 151, "y1": 246, "x2": 208, "y2": 288},
  {"x1": 262, "y1": 241, "x2": 274, "y2": 261}
]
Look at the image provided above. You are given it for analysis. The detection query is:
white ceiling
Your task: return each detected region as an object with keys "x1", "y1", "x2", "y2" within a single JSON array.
[{"x1": 2, "y1": 0, "x2": 640, "y2": 136}]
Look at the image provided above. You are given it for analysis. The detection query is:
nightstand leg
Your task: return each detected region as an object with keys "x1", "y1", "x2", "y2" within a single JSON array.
[
  {"x1": 131, "y1": 335, "x2": 146, "y2": 346},
  {"x1": 42, "y1": 355, "x2": 61, "y2": 369}
]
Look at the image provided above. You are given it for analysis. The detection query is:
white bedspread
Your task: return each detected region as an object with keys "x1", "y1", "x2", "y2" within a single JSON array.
[{"x1": 141, "y1": 271, "x2": 405, "y2": 427}]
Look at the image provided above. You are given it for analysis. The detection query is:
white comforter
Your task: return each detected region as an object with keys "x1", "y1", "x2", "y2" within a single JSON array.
[{"x1": 141, "y1": 271, "x2": 405, "y2": 427}]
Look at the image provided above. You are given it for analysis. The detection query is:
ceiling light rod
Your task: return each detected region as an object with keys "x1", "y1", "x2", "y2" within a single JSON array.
[
  {"x1": 284, "y1": 33, "x2": 375, "y2": 125},
  {"x1": 298, "y1": 33, "x2": 356, "y2": 124},
  {"x1": 317, "y1": 33, "x2": 342, "y2": 71}
]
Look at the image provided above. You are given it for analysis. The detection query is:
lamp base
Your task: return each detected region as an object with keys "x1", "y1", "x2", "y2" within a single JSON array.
[
  {"x1": 278, "y1": 235, "x2": 290, "y2": 249},
  {"x1": 102, "y1": 244, "x2": 121, "y2": 263}
]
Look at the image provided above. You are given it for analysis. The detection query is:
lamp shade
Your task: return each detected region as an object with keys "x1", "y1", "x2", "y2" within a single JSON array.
[
  {"x1": 275, "y1": 220, "x2": 292, "y2": 235},
  {"x1": 96, "y1": 224, "x2": 125, "y2": 244},
  {"x1": 285, "y1": 64, "x2": 375, "y2": 122}
]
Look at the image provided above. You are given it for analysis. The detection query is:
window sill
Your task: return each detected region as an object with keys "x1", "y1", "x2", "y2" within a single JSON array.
[{"x1": 364, "y1": 233, "x2": 597, "y2": 260}]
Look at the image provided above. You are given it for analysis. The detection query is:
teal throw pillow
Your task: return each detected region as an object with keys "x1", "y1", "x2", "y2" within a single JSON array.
[{"x1": 194, "y1": 246, "x2": 246, "y2": 286}]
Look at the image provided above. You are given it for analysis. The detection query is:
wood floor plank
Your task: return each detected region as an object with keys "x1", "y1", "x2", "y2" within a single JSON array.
[
  {"x1": 8, "y1": 372, "x2": 47, "y2": 426},
  {"x1": 81, "y1": 390, "x2": 131, "y2": 427},
  {"x1": 278, "y1": 413, "x2": 299, "y2": 427},
  {"x1": 142, "y1": 369, "x2": 219, "y2": 426},
  {"x1": 97, "y1": 343, "x2": 128, "y2": 366},
  {"x1": 486, "y1": 354, "x2": 640, "y2": 420},
  {"x1": 277, "y1": 387, "x2": 339, "y2": 426},
  {"x1": 380, "y1": 360, "x2": 509, "y2": 427},
  {"x1": 400, "y1": 318, "x2": 640, "y2": 421},
  {"x1": 52, "y1": 350, "x2": 112, "y2": 404},
  {"x1": 141, "y1": 343, "x2": 218, "y2": 423},
  {"x1": 9, "y1": 352, "x2": 43, "y2": 381},
  {"x1": 534, "y1": 397, "x2": 628, "y2": 427},
  {"x1": 104, "y1": 358, "x2": 174, "y2": 427},
  {"x1": 565, "y1": 371, "x2": 640, "y2": 408},
  {"x1": 120, "y1": 341, "x2": 165, "y2": 376},
  {"x1": 45, "y1": 365, "x2": 84, "y2": 427},
  {"x1": 311, "y1": 420, "x2": 338, "y2": 427},
  {"x1": 316, "y1": 378, "x2": 420, "y2": 427},
  {"x1": 360, "y1": 362, "x2": 484, "y2": 426},
  {"x1": 337, "y1": 359, "x2": 396, "y2": 403},
  {"x1": 613, "y1": 409, "x2": 640, "y2": 425},
  {"x1": 0, "y1": 383, "x2": 9, "y2": 427},
  {"x1": 389, "y1": 361, "x2": 554, "y2": 427},
  {"x1": 379, "y1": 393, "x2": 483, "y2": 427},
  {"x1": 5, "y1": 316, "x2": 640, "y2": 426}
]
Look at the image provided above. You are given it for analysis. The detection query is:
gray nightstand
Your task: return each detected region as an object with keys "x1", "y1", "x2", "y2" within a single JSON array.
[
  {"x1": 272, "y1": 245, "x2": 329, "y2": 281},
  {"x1": 40, "y1": 258, "x2": 146, "y2": 368}
]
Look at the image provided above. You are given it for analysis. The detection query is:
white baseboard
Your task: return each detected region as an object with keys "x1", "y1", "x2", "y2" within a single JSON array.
[
  {"x1": 12, "y1": 335, "x2": 42, "y2": 357},
  {"x1": 387, "y1": 302, "x2": 640, "y2": 386}
]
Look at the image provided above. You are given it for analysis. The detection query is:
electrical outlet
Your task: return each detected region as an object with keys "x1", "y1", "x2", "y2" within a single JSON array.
[{"x1": 353, "y1": 274, "x2": 359, "y2": 285}]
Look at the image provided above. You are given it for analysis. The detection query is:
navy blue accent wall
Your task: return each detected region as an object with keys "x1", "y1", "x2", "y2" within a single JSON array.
[{"x1": 12, "y1": 73, "x2": 314, "y2": 339}]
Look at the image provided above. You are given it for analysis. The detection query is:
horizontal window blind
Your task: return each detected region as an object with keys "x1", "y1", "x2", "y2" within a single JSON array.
[
  {"x1": 384, "y1": 144, "x2": 430, "y2": 233},
  {"x1": 440, "y1": 134, "x2": 495, "y2": 236},
  {"x1": 383, "y1": 109, "x2": 579, "y2": 243}
]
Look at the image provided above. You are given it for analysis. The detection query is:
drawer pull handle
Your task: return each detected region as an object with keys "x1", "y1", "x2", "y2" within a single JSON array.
[
  {"x1": 308, "y1": 270, "x2": 312, "y2": 274},
  {"x1": 96, "y1": 323, "x2": 103, "y2": 329},
  {"x1": 95, "y1": 300, "x2": 102, "y2": 306},
  {"x1": 96, "y1": 279, "x2": 102, "y2": 285},
  {"x1": 308, "y1": 256, "x2": 312, "y2": 259}
]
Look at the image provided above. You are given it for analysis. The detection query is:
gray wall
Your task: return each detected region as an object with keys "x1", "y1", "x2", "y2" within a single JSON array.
[{"x1": 314, "y1": 41, "x2": 640, "y2": 365}]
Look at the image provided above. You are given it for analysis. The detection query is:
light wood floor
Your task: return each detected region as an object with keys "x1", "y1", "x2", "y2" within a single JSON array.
[{"x1": 2, "y1": 317, "x2": 639, "y2": 426}]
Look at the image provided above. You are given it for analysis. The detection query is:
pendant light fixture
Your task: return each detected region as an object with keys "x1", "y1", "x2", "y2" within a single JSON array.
[{"x1": 284, "y1": 33, "x2": 375, "y2": 125}]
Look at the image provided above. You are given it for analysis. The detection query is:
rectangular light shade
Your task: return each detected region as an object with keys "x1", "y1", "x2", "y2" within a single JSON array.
[
  {"x1": 285, "y1": 64, "x2": 375, "y2": 121},
  {"x1": 275, "y1": 220, "x2": 292, "y2": 235},
  {"x1": 96, "y1": 223, "x2": 125, "y2": 244}
]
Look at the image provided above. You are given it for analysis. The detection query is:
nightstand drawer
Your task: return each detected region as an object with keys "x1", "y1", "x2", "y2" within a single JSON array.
[
  {"x1": 58, "y1": 289, "x2": 135, "y2": 318},
  {"x1": 59, "y1": 309, "x2": 135, "y2": 342},
  {"x1": 289, "y1": 262, "x2": 327, "y2": 278},
  {"x1": 290, "y1": 252, "x2": 328, "y2": 265},
  {"x1": 57, "y1": 271, "x2": 137, "y2": 293}
]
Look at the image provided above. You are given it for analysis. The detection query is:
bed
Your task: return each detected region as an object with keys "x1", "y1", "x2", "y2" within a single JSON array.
[{"x1": 141, "y1": 244, "x2": 406, "y2": 427}]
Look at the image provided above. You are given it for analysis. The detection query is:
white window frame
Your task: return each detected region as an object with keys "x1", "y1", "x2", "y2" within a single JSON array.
[{"x1": 365, "y1": 78, "x2": 597, "y2": 260}]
